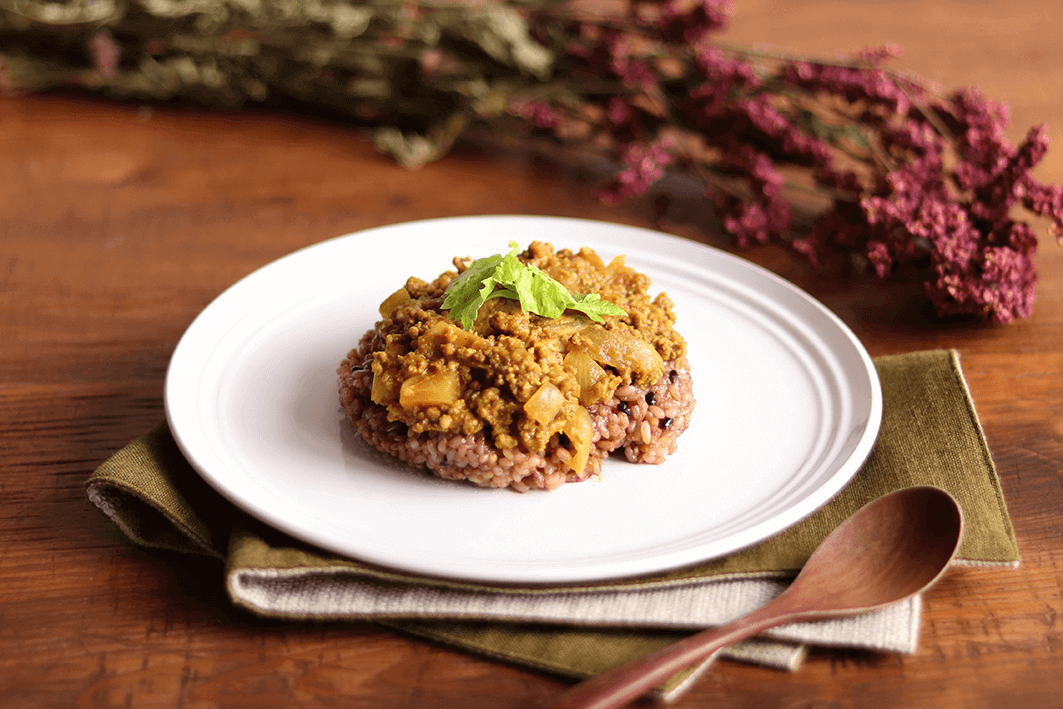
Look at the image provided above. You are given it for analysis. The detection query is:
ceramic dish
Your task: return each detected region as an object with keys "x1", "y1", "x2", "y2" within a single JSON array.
[{"x1": 165, "y1": 216, "x2": 882, "y2": 584}]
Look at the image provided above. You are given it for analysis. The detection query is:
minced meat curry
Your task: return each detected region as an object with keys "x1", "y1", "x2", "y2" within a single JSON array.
[{"x1": 339, "y1": 241, "x2": 694, "y2": 491}]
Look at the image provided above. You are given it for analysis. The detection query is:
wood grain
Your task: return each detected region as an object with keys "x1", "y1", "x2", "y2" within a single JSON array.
[{"x1": 3, "y1": 2, "x2": 1063, "y2": 707}]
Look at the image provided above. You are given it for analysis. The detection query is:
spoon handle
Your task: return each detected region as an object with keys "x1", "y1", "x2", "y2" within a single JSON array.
[{"x1": 549, "y1": 602, "x2": 802, "y2": 709}]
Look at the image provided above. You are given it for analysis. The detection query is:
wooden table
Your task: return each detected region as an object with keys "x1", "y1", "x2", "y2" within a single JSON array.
[{"x1": 4, "y1": 1, "x2": 1062, "y2": 706}]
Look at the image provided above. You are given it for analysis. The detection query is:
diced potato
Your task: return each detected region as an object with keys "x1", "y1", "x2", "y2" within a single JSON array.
[
  {"x1": 399, "y1": 370, "x2": 460, "y2": 408},
  {"x1": 563, "y1": 406, "x2": 594, "y2": 473},
  {"x1": 379, "y1": 287, "x2": 411, "y2": 318},
  {"x1": 576, "y1": 325, "x2": 664, "y2": 384},
  {"x1": 523, "y1": 382, "x2": 565, "y2": 425},
  {"x1": 563, "y1": 350, "x2": 609, "y2": 406}
]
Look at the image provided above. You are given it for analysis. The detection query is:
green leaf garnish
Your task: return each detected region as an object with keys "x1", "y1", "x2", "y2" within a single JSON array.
[{"x1": 442, "y1": 242, "x2": 627, "y2": 329}]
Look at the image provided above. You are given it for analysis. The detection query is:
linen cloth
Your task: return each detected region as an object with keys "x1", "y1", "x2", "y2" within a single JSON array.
[{"x1": 86, "y1": 349, "x2": 1019, "y2": 697}]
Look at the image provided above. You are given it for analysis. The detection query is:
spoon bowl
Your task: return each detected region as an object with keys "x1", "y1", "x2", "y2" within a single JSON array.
[{"x1": 550, "y1": 485, "x2": 964, "y2": 709}]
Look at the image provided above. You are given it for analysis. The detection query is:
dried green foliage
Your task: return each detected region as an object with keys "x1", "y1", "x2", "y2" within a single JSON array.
[{"x1": 0, "y1": 0, "x2": 559, "y2": 166}]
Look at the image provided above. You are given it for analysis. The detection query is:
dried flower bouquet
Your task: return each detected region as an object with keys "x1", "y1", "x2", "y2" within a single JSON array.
[{"x1": 3, "y1": 0, "x2": 1060, "y2": 323}]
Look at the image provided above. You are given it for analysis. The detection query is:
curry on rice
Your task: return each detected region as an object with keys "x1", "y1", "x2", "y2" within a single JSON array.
[{"x1": 338, "y1": 241, "x2": 694, "y2": 492}]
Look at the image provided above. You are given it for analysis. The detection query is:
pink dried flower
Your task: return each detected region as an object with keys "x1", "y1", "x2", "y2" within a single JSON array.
[
  {"x1": 599, "y1": 138, "x2": 676, "y2": 204},
  {"x1": 927, "y1": 246, "x2": 1037, "y2": 324},
  {"x1": 719, "y1": 195, "x2": 791, "y2": 248},
  {"x1": 502, "y1": 2, "x2": 1060, "y2": 323},
  {"x1": 1005, "y1": 222, "x2": 1038, "y2": 254},
  {"x1": 1022, "y1": 182, "x2": 1063, "y2": 241},
  {"x1": 509, "y1": 98, "x2": 563, "y2": 129},
  {"x1": 784, "y1": 60, "x2": 913, "y2": 116},
  {"x1": 654, "y1": 0, "x2": 734, "y2": 43},
  {"x1": 719, "y1": 143, "x2": 785, "y2": 197},
  {"x1": 690, "y1": 47, "x2": 762, "y2": 117},
  {"x1": 606, "y1": 33, "x2": 656, "y2": 90},
  {"x1": 88, "y1": 30, "x2": 121, "y2": 81}
]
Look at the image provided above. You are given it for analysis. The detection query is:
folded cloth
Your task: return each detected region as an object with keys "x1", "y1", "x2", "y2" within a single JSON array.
[{"x1": 86, "y1": 349, "x2": 1019, "y2": 698}]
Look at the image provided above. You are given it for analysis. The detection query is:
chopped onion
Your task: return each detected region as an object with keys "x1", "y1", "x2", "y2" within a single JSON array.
[
  {"x1": 524, "y1": 381, "x2": 565, "y2": 425},
  {"x1": 378, "y1": 287, "x2": 410, "y2": 318},
  {"x1": 539, "y1": 315, "x2": 586, "y2": 339},
  {"x1": 564, "y1": 406, "x2": 594, "y2": 473},
  {"x1": 563, "y1": 350, "x2": 608, "y2": 405},
  {"x1": 576, "y1": 325, "x2": 664, "y2": 384},
  {"x1": 580, "y1": 247, "x2": 605, "y2": 270},
  {"x1": 399, "y1": 370, "x2": 460, "y2": 408},
  {"x1": 371, "y1": 370, "x2": 393, "y2": 405}
]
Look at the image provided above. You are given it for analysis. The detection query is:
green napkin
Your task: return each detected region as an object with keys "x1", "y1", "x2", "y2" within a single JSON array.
[{"x1": 87, "y1": 350, "x2": 1019, "y2": 694}]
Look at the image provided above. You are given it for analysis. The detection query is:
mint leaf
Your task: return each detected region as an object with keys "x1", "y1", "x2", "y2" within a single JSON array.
[{"x1": 441, "y1": 243, "x2": 626, "y2": 329}]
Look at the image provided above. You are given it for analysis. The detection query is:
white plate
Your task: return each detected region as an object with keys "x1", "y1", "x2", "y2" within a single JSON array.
[{"x1": 166, "y1": 216, "x2": 881, "y2": 585}]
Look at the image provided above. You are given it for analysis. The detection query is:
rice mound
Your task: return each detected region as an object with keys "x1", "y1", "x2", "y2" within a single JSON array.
[{"x1": 339, "y1": 331, "x2": 695, "y2": 493}]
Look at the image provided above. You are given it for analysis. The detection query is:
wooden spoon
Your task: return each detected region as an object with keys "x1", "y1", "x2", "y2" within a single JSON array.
[{"x1": 550, "y1": 485, "x2": 964, "y2": 709}]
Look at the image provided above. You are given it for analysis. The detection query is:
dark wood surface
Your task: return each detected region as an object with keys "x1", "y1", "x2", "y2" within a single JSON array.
[{"x1": 3, "y1": 2, "x2": 1063, "y2": 707}]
